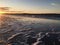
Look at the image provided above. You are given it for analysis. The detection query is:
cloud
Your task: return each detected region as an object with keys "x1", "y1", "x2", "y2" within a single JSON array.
[{"x1": 51, "y1": 3, "x2": 57, "y2": 6}]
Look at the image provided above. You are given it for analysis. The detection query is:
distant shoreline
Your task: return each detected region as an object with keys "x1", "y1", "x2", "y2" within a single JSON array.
[{"x1": 4, "y1": 13, "x2": 60, "y2": 20}]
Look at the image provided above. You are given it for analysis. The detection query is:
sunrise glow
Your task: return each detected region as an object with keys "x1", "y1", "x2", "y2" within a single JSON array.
[
  {"x1": 0, "y1": 0, "x2": 60, "y2": 13},
  {"x1": 0, "y1": 11, "x2": 5, "y2": 15}
]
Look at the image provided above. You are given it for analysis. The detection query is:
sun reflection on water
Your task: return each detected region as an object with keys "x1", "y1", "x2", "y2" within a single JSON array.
[{"x1": 0, "y1": 15, "x2": 7, "y2": 28}]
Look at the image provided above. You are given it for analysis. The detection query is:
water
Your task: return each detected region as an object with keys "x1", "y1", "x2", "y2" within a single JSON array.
[
  {"x1": 0, "y1": 15, "x2": 60, "y2": 33},
  {"x1": 0, "y1": 15, "x2": 60, "y2": 45}
]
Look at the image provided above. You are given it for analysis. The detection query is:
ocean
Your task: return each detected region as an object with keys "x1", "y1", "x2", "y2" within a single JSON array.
[{"x1": 0, "y1": 14, "x2": 60, "y2": 45}]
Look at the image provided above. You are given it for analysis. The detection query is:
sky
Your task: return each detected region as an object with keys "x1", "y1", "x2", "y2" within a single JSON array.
[{"x1": 0, "y1": 0, "x2": 60, "y2": 13}]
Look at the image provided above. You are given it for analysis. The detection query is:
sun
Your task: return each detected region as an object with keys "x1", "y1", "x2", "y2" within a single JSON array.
[{"x1": 0, "y1": 11, "x2": 5, "y2": 15}]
